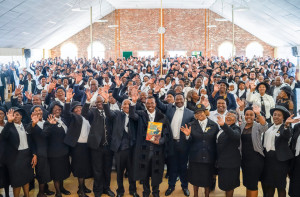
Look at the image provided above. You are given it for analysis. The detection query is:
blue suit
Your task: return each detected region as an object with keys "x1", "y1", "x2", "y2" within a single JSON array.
[{"x1": 154, "y1": 93, "x2": 194, "y2": 189}]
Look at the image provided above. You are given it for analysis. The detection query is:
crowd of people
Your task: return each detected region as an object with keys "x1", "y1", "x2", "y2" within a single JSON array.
[{"x1": 0, "y1": 55, "x2": 299, "y2": 197}]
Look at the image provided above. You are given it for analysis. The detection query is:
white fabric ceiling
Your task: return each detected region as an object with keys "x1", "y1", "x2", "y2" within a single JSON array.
[{"x1": 0, "y1": 0, "x2": 299, "y2": 49}]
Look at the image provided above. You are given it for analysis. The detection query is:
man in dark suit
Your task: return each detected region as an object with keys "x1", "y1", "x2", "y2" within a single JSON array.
[
  {"x1": 129, "y1": 92, "x2": 172, "y2": 197},
  {"x1": 101, "y1": 89, "x2": 139, "y2": 197},
  {"x1": 23, "y1": 72, "x2": 36, "y2": 95},
  {"x1": 81, "y1": 92, "x2": 115, "y2": 197},
  {"x1": 153, "y1": 86, "x2": 194, "y2": 196},
  {"x1": 0, "y1": 68, "x2": 7, "y2": 104}
]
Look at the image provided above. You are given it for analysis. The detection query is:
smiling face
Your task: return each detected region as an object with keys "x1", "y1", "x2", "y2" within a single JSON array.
[
  {"x1": 217, "y1": 99, "x2": 227, "y2": 113},
  {"x1": 95, "y1": 96, "x2": 104, "y2": 110},
  {"x1": 146, "y1": 97, "x2": 156, "y2": 113},
  {"x1": 175, "y1": 94, "x2": 184, "y2": 108},
  {"x1": 73, "y1": 106, "x2": 82, "y2": 115},
  {"x1": 258, "y1": 84, "x2": 267, "y2": 95},
  {"x1": 225, "y1": 112, "x2": 236, "y2": 126},
  {"x1": 244, "y1": 110, "x2": 255, "y2": 124},
  {"x1": 0, "y1": 111, "x2": 5, "y2": 122},
  {"x1": 33, "y1": 107, "x2": 43, "y2": 121},
  {"x1": 13, "y1": 111, "x2": 22, "y2": 124},
  {"x1": 194, "y1": 110, "x2": 206, "y2": 121},
  {"x1": 273, "y1": 110, "x2": 284, "y2": 125},
  {"x1": 122, "y1": 99, "x2": 131, "y2": 114},
  {"x1": 52, "y1": 105, "x2": 62, "y2": 118}
]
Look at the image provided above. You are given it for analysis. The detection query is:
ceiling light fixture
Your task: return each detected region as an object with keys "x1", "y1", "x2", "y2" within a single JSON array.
[
  {"x1": 48, "y1": 20, "x2": 56, "y2": 24},
  {"x1": 72, "y1": 7, "x2": 89, "y2": 11},
  {"x1": 233, "y1": 6, "x2": 249, "y2": 11}
]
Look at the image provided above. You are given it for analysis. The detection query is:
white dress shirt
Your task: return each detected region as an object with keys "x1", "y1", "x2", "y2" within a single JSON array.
[
  {"x1": 264, "y1": 124, "x2": 282, "y2": 152},
  {"x1": 37, "y1": 120, "x2": 45, "y2": 129},
  {"x1": 28, "y1": 80, "x2": 32, "y2": 93},
  {"x1": 171, "y1": 106, "x2": 184, "y2": 140},
  {"x1": 14, "y1": 123, "x2": 28, "y2": 150},
  {"x1": 147, "y1": 110, "x2": 156, "y2": 122},
  {"x1": 246, "y1": 92, "x2": 275, "y2": 119},
  {"x1": 56, "y1": 117, "x2": 67, "y2": 133},
  {"x1": 198, "y1": 118, "x2": 208, "y2": 132},
  {"x1": 209, "y1": 110, "x2": 227, "y2": 124},
  {"x1": 110, "y1": 102, "x2": 120, "y2": 111},
  {"x1": 124, "y1": 113, "x2": 129, "y2": 133},
  {"x1": 295, "y1": 135, "x2": 300, "y2": 156},
  {"x1": 77, "y1": 116, "x2": 91, "y2": 143}
]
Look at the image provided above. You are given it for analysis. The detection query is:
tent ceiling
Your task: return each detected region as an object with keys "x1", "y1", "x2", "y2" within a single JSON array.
[{"x1": 0, "y1": 0, "x2": 299, "y2": 49}]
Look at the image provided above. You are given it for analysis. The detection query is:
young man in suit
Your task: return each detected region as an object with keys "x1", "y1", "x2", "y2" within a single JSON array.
[{"x1": 153, "y1": 85, "x2": 194, "y2": 196}]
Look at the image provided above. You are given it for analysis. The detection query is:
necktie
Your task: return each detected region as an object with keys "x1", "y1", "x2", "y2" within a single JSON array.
[
  {"x1": 260, "y1": 96, "x2": 266, "y2": 115},
  {"x1": 100, "y1": 110, "x2": 108, "y2": 146}
]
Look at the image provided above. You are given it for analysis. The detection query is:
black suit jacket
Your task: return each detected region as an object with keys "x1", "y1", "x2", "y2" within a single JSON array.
[
  {"x1": 264, "y1": 124, "x2": 293, "y2": 161},
  {"x1": 23, "y1": 79, "x2": 36, "y2": 94},
  {"x1": 26, "y1": 122, "x2": 48, "y2": 157},
  {"x1": 43, "y1": 120, "x2": 69, "y2": 158},
  {"x1": 154, "y1": 93, "x2": 194, "y2": 152},
  {"x1": 1, "y1": 122, "x2": 35, "y2": 163},
  {"x1": 103, "y1": 103, "x2": 136, "y2": 152},
  {"x1": 82, "y1": 103, "x2": 110, "y2": 150},
  {"x1": 217, "y1": 123, "x2": 241, "y2": 168},
  {"x1": 188, "y1": 118, "x2": 219, "y2": 163},
  {"x1": 63, "y1": 103, "x2": 83, "y2": 148}
]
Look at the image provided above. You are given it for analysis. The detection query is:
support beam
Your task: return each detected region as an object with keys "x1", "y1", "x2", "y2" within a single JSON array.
[
  {"x1": 159, "y1": 0, "x2": 164, "y2": 76},
  {"x1": 232, "y1": 5, "x2": 235, "y2": 58},
  {"x1": 90, "y1": 6, "x2": 93, "y2": 59},
  {"x1": 204, "y1": 9, "x2": 207, "y2": 57}
]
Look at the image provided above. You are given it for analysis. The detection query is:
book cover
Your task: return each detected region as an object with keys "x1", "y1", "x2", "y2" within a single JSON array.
[{"x1": 146, "y1": 122, "x2": 163, "y2": 143}]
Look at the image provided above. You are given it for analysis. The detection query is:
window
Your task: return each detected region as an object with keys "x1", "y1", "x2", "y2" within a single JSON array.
[
  {"x1": 61, "y1": 43, "x2": 78, "y2": 60},
  {"x1": 246, "y1": 42, "x2": 263, "y2": 58},
  {"x1": 87, "y1": 41, "x2": 105, "y2": 60},
  {"x1": 138, "y1": 51, "x2": 155, "y2": 58},
  {"x1": 218, "y1": 41, "x2": 235, "y2": 59},
  {"x1": 29, "y1": 49, "x2": 43, "y2": 62},
  {"x1": 168, "y1": 51, "x2": 187, "y2": 58}
]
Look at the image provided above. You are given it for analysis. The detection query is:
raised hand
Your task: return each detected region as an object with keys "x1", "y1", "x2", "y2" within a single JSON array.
[
  {"x1": 31, "y1": 112, "x2": 39, "y2": 125},
  {"x1": 180, "y1": 124, "x2": 191, "y2": 136},
  {"x1": 25, "y1": 91, "x2": 33, "y2": 101},
  {"x1": 217, "y1": 115, "x2": 225, "y2": 126},
  {"x1": 236, "y1": 98, "x2": 245, "y2": 108},
  {"x1": 285, "y1": 114, "x2": 300, "y2": 126},
  {"x1": 154, "y1": 84, "x2": 162, "y2": 94},
  {"x1": 213, "y1": 84, "x2": 220, "y2": 92},
  {"x1": 6, "y1": 109, "x2": 15, "y2": 123},
  {"x1": 66, "y1": 88, "x2": 74, "y2": 102},
  {"x1": 131, "y1": 88, "x2": 139, "y2": 103},
  {"x1": 115, "y1": 76, "x2": 122, "y2": 87},
  {"x1": 200, "y1": 97, "x2": 210, "y2": 108},
  {"x1": 75, "y1": 74, "x2": 83, "y2": 84},
  {"x1": 85, "y1": 88, "x2": 94, "y2": 102},
  {"x1": 252, "y1": 105, "x2": 261, "y2": 115},
  {"x1": 204, "y1": 78, "x2": 209, "y2": 86},
  {"x1": 14, "y1": 85, "x2": 23, "y2": 96},
  {"x1": 47, "y1": 114, "x2": 57, "y2": 125},
  {"x1": 250, "y1": 82, "x2": 256, "y2": 92}
]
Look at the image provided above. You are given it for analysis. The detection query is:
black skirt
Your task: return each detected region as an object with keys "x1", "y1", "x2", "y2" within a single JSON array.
[
  {"x1": 261, "y1": 151, "x2": 289, "y2": 189},
  {"x1": 48, "y1": 155, "x2": 71, "y2": 181},
  {"x1": 241, "y1": 133, "x2": 264, "y2": 191},
  {"x1": 35, "y1": 156, "x2": 51, "y2": 184},
  {"x1": 70, "y1": 143, "x2": 92, "y2": 179},
  {"x1": 0, "y1": 165, "x2": 9, "y2": 188},
  {"x1": 218, "y1": 167, "x2": 240, "y2": 191},
  {"x1": 187, "y1": 162, "x2": 214, "y2": 187},
  {"x1": 289, "y1": 155, "x2": 300, "y2": 197},
  {"x1": 7, "y1": 149, "x2": 34, "y2": 187}
]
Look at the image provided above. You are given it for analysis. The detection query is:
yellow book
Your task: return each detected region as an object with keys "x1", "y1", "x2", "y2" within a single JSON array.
[{"x1": 146, "y1": 122, "x2": 163, "y2": 143}]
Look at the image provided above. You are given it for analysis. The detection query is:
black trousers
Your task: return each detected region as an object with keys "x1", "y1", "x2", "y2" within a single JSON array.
[
  {"x1": 115, "y1": 148, "x2": 136, "y2": 194},
  {"x1": 0, "y1": 86, "x2": 4, "y2": 104},
  {"x1": 168, "y1": 141, "x2": 188, "y2": 189},
  {"x1": 90, "y1": 147, "x2": 113, "y2": 196},
  {"x1": 143, "y1": 150, "x2": 159, "y2": 196}
]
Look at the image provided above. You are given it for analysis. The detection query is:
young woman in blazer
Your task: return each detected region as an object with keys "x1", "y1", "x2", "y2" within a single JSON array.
[
  {"x1": 262, "y1": 105, "x2": 299, "y2": 197},
  {"x1": 216, "y1": 110, "x2": 241, "y2": 197},
  {"x1": 1, "y1": 108, "x2": 36, "y2": 197},
  {"x1": 26, "y1": 105, "x2": 51, "y2": 197},
  {"x1": 181, "y1": 104, "x2": 219, "y2": 197},
  {"x1": 63, "y1": 89, "x2": 92, "y2": 197},
  {"x1": 43, "y1": 101, "x2": 71, "y2": 197},
  {"x1": 0, "y1": 107, "x2": 9, "y2": 197},
  {"x1": 289, "y1": 122, "x2": 300, "y2": 197},
  {"x1": 237, "y1": 99, "x2": 268, "y2": 197}
]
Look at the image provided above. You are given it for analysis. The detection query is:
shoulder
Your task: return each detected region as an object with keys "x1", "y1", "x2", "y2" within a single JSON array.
[{"x1": 207, "y1": 118, "x2": 218, "y2": 127}]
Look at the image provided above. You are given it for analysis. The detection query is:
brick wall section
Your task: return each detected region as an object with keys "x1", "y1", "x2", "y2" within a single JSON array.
[{"x1": 51, "y1": 9, "x2": 274, "y2": 58}]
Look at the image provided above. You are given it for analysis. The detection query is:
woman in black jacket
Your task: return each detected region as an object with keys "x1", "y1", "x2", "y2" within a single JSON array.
[
  {"x1": 1, "y1": 108, "x2": 36, "y2": 197},
  {"x1": 261, "y1": 105, "x2": 299, "y2": 197},
  {"x1": 216, "y1": 110, "x2": 241, "y2": 197},
  {"x1": 43, "y1": 102, "x2": 71, "y2": 197},
  {"x1": 289, "y1": 122, "x2": 300, "y2": 197},
  {"x1": 0, "y1": 107, "x2": 9, "y2": 197},
  {"x1": 26, "y1": 106, "x2": 51, "y2": 197},
  {"x1": 181, "y1": 104, "x2": 219, "y2": 197}
]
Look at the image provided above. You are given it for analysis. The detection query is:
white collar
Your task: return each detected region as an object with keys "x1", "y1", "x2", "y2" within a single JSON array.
[
  {"x1": 176, "y1": 106, "x2": 184, "y2": 110},
  {"x1": 147, "y1": 110, "x2": 156, "y2": 117}
]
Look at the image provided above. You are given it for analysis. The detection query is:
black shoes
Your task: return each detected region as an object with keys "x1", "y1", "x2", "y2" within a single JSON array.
[
  {"x1": 103, "y1": 189, "x2": 115, "y2": 197},
  {"x1": 55, "y1": 194, "x2": 62, "y2": 197},
  {"x1": 77, "y1": 186, "x2": 91, "y2": 194},
  {"x1": 116, "y1": 194, "x2": 123, "y2": 197},
  {"x1": 165, "y1": 187, "x2": 175, "y2": 196},
  {"x1": 183, "y1": 188, "x2": 190, "y2": 196},
  {"x1": 44, "y1": 189, "x2": 55, "y2": 195},
  {"x1": 130, "y1": 192, "x2": 140, "y2": 197},
  {"x1": 60, "y1": 188, "x2": 71, "y2": 195}
]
